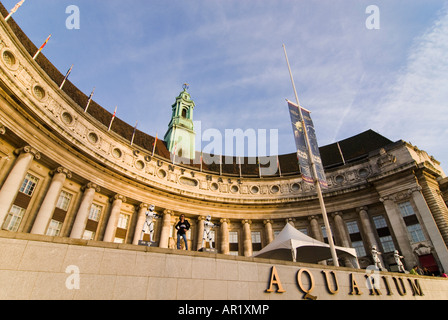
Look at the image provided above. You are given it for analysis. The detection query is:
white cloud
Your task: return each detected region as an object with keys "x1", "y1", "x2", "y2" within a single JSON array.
[{"x1": 371, "y1": 5, "x2": 448, "y2": 170}]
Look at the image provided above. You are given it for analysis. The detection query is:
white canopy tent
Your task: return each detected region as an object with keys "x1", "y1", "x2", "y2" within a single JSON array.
[{"x1": 253, "y1": 223, "x2": 359, "y2": 268}]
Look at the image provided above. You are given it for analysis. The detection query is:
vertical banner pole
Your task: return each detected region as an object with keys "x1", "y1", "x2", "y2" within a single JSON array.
[{"x1": 283, "y1": 44, "x2": 339, "y2": 266}]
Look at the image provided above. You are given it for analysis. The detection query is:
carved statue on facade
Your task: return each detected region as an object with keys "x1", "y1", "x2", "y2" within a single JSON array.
[
  {"x1": 371, "y1": 245, "x2": 384, "y2": 270},
  {"x1": 200, "y1": 215, "x2": 220, "y2": 251},
  {"x1": 141, "y1": 204, "x2": 160, "y2": 243},
  {"x1": 394, "y1": 250, "x2": 406, "y2": 273}
]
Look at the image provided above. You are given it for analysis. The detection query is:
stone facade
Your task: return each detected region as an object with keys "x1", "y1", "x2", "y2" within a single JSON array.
[
  {"x1": 0, "y1": 232, "x2": 447, "y2": 300},
  {"x1": 0, "y1": 4, "x2": 447, "y2": 296}
]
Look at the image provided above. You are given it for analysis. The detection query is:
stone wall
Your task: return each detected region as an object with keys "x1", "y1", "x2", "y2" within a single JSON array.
[{"x1": 0, "y1": 231, "x2": 447, "y2": 300}]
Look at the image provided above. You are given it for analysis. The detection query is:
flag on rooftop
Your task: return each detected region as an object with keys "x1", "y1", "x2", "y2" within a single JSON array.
[
  {"x1": 5, "y1": 0, "x2": 26, "y2": 22},
  {"x1": 152, "y1": 133, "x2": 158, "y2": 156},
  {"x1": 84, "y1": 87, "x2": 96, "y2": 113},
  {"x1": 130, "y1": 121, "x2": 138, "y2": 146},
  {"x1": 108, "y1": 106, "x2": 117, "y2": 131},
  {"x1": 32, "y1": 34, "x2": 51, "y2": 60},
  {"x1": 59, "y1": 64, "x2": 73, "y2": 89}
]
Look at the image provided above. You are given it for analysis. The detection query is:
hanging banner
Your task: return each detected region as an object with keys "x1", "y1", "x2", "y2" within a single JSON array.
[{"x1": 287, "y1": 101, "x2": 328, "y2": 188}]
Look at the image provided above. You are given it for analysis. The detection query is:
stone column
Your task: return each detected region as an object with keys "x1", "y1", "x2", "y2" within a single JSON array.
[
  {"x1": 0, "y1": 146, "x2": 40, "y2": 225},
  {"x1": 332, "y1": 212, "x2": 350, "y2": 247},
  {"x1": 308, "y1": 215, "x2": 324, "y2": 242},
  {"x1": 31, "y1": 167, "x2": 72, "y2": 235},
  {"x1": 220, "y1": 219, "x2": 230, "y2": 255},
  {"x1": 132, "y1": 203, "x2": 149, "y2": 245},
  {"x1": 242, "y1": 219, "x2": 253, "y2": 257},
  {"x1": 263, "y1": 219, "x2": 274, "y2": 245},
  {"x1": 410, "y1": 187, "x2": 448, "y2": 272},
  {"x1": 159, "y1": 209, "x2": 173, "y2": 249},
  {"x1": 196, "y1": 216, "x2": 205, "y2": 250},
  {"x1": 70, "y1": 183, "x2": 100, "y2": 239},
  {"x1": 379, "y1": 197, "x2": 417, "y2": 267},
  {"x1": 332, "y1": 212, "x2": 355, "y2": 268},
  {"x1": 103, "y1": 194, "x2": 126, "y2": 242},
  {"x1": 356, "y1": 207, "x2": 378, "y2": 250}
]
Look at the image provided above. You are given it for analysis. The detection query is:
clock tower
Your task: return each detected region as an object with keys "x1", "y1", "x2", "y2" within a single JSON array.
[{"x1": 164, "y1": 84, "x2": 196, "y2": 160}]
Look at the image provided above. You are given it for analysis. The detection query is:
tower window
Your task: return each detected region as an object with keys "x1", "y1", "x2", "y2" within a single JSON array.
[{"x1": 182, "y1": 108, "x2": 187, "y2": 118}]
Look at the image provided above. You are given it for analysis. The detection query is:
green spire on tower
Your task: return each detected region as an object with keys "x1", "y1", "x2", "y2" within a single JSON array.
[{"x1": 164, "y1": 84, "x2": 196, "y2": 160}]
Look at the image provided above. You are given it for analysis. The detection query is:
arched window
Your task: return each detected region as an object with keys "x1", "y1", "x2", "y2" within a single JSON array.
[{"x1": 182, "y1": 108, "x2": 187, "y2": 118}]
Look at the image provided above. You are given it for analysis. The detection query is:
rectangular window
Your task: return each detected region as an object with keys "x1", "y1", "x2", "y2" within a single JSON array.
[
  {"x1": 346, "y1": 221, "x2": 360, "y2": 234},
  {"x1": 352, "y1": 240, "x2": 367, "y2": 257},
  {"x1": 298, "y1": 228, "x2": 308, "y2": 236},
  {"x1": 251, "y1": 231, "x2": 262, "y2": 252},
  {"x1": 19, "y1": 174, "x2": 39, "y2": 196},
  {"x1": 399, "y1": 201, "x2": 427, "y2": 243},
  {"x1": 3, "y1": 205, "x2": 26, "y2": 232},
  {"x1": 372, "y1": 216, "x2": 395, "y2": 252},
  {"x1": 373, "y1": 216, "x2": 388, "y2": 229},
  {"x1": 117, "y1": 214, "x2": 130, "y2": 230},
  {"x1": 398, "y1": 201, "x2": 415, "y2": 217},
  {"x1": 407, "y1": 224, "x2": 426, "y2": 243},
  {"x1": 379, "y1": 235, "x2": 395, "y2": 253},
  {"x1": 56, "y1": 191, "x2": 72, "y2": 211},
  {"x1": 229, "y1": 231, "x2": 239, "y2": 255},
  {"x1": 46, "y1": 220, "x2": 63, "y2": 236},
  {"x1": 229, "y1": 231, "x2": 238, "y2": 243},
  {"x1": 346, "y1": 220, "x2": 365, "y2": 256},
  {"x1": 88, "y1": 204, "x2": 103, "y2": 221}
]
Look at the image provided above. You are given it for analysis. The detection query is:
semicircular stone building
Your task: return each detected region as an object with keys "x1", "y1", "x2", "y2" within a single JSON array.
[{"x1": 0, "y1": 3, "x2": 447, "y2": 275}]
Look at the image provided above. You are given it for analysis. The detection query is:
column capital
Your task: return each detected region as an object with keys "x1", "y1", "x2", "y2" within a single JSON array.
[
  {"x1": 379, "y1": 196, "x2": 391, "y2": 203},
  {"x1": 139, "y1": 203, "x2": 149, "y2": 210},
  {"x1": 308, "y1": 215, "x2": 319, "y2": 222},
  {"x1": 285, "y1": 217, "x2": 295, "y2": 224},
  {"x1": 331, "y1": 211, "x2": 344, "y2": 219},
  {"x1": 356, "y1": 206, "x2": 368, "y2": 213},
  {"x1": 220, "y1": 218, "x2": 230, "y2": 224},
  {"x1": 0, "y1": 123, "x2": 6, "y2": 135},
  {"x1": 52, "y1": 167, "x2": 72, "y2": 179},
  {"x1": 163, "y1": 209, "x2": 173, "y2": 216},
  {"x1": 83, "y1": 182, "x2": 101, "y2": 192},
  {"x1": 198, "y1": 215, "x2": 206, "y2": 221},
  {"x1": 110, "y1": 194, "x2": 126, "y2": 203},
  {"x1": 241, "y1": 219, "x2": 252, "y2": 225},
  {"x1": 15, "y1": 146, "x2": 41, "y2": 160},
  {"x1": 263, "y1": 219, "x2": 273, "y2": 225}
]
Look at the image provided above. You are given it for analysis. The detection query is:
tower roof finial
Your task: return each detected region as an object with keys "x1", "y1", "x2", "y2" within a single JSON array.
[{"x1": 182, "y1": 83, "x2": 189, "y2": 91}]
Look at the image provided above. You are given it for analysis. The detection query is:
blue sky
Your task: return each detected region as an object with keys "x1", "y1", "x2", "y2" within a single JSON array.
[{"x1": 4, "y1": 0, "x2": 448, "y2": 172}]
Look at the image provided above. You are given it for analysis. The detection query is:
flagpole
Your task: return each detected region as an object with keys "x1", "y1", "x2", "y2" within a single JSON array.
[
  {"x1": 283, "y1": 44, "x2": 339, "y2": 267},
  {"x1": 5, "y1": 0, "x2": 25, "y2": 21},
  {"x1": 33, "y1": 34, "x2": 51, "y2": 60},
  {"x1": 152, "y1": 133, "x2": 158, "y2": 156},
  {"x1": 60, "y1": 64, "x2": 73, "y2": 90},
  {"x1": 200, "y1": 151, "x2": 203, "y2": 172},
  {"x1": 85, "y1": 87, "x2": 95, "y2": 113},
  {"x1": 130, "y1": 121, "x2": 138, "y2": 146},
  {"x1": 108, "y1": 106, "x2": 117, "y2": 131},
  {"x1": 337, "y1": 142, "x2": 346, "y2": 165},
  {"x1": 239, "y1": 156, "x2": 242, "y2": 178},
  {"x1": 277, "y1": 155, "x2": 282, "y2": 177}
]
